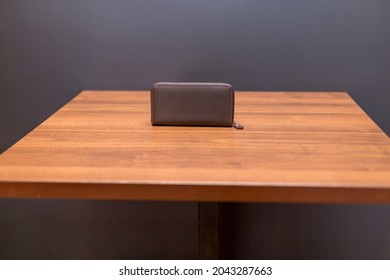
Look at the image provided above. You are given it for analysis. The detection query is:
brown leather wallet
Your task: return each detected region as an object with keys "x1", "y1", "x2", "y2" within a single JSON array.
[{"x1": 150, "y1": 82, "x2": 243, "y2": 129}]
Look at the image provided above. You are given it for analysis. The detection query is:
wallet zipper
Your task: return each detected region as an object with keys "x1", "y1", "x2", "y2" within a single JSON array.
[{"x1": 232, "y1": 121, "x2": 244, "y2": 130}]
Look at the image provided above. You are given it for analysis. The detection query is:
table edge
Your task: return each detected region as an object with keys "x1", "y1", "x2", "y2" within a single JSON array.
[{"x1": 1, "y1": 181, "x2": 390, "y2": 204}]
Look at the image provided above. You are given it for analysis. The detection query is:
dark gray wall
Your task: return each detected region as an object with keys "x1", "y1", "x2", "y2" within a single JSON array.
[
  {"x1": 0, "y1": 200, "x2": 198, "y2": 259},
  {"x1": 220, "y1": 203, "x2": 390, "y2": 259},
  {"x1": 1, "y1": 0, "x2": 390, "y2": 259}
]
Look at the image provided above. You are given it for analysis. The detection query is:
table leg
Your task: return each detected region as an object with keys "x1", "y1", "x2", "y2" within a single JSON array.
[{"x1": 198, "y1": 202, "x2": 219, "y2": 259}]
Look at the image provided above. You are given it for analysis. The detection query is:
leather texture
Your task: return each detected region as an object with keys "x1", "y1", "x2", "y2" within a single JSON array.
[{"x1": 151, "y1": 82, "x2": 234, "y2": 127}]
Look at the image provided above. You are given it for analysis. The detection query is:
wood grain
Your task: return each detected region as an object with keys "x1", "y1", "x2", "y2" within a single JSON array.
[{"x1": 1, "y1": 91, "x2": 390, "y2": 203}]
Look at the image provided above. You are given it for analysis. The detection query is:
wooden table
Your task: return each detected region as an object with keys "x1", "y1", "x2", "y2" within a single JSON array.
[{"x1": 1, "y1": 91, "x2": 390, "y2": 258}]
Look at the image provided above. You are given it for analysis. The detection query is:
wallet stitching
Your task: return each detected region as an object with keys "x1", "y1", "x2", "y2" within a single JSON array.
[
  {"x1": 152, "y1": 82, "x2": 232, "y2": 90},
  {"x1": 230, "y1": 87, "x2": 234, "y2": 125},
  {"x1": 153, "y1": 85, "x2": 231, "y2": 89},
  {"x1": 151, "y1": 86, "x2": 154, "y2": 124}
]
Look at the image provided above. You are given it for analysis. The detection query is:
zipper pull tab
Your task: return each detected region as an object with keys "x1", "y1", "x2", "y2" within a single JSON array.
[{"x1": 232, "y1": 121, "x2": 244, "y2": 130}]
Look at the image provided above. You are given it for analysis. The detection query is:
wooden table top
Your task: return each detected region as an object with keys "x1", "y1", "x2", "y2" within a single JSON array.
[{"x1": 1, "y1": 91, "x2": 390, "y2": 203}]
